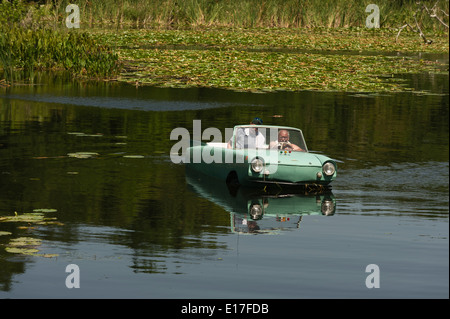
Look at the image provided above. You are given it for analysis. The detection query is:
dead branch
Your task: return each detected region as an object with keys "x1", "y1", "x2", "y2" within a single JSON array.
[
  {"x1": 414, "y1": 6, "x2": 432, "y2": 44},
  {"x1": 425, "y1": 0, "x2": 450, "y2": 28},
  {"x1": 396, "y1": 0, "x2": 449, "y2": 44},
  {"x1": 396, "y1": 23, "x2": 414, "y2": 42}
]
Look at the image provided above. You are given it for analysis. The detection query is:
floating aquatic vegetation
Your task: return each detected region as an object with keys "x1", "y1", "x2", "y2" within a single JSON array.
[
  {"x1": 33, "y1": 208, "x2": 58, "y2": 213},
  {"x1": 8, "y1": 237, "x2": 41, "y2": 247},
  {"x1": 117, "y1": 47, "x2": 447, "y2": 93},
  {"x1": 85, "y1": 27, "x2": 449, "y2": 93},
  {"x1": 5, "y1": 247, "x2": 40, "y2": 255},
  {"x1": 17, "y1": 226, "x2": 36, "y2": 230},
  {"x1": 1, "y1": 212, "x2": 46, "y2": 223},
  {"x1": 67, "y1": 152, "x2": 99, "y2": 159},
  {"x1": 92, "y1": 28, "x2": 449, "y2": 54},
  {"x1": 5, "y1": 237, "x2": 43, "y2": 256},
  {"x1": 32, "y1": 156, "x2": 66, "y2": 160},
  {"x1": 0, "y1": 211, "x2": 62, "y2": 226},
  {"x1": 68, "y1": 132, "x2": 104, "y2": 137},
  {"x1": 1, "y1": 211, "x2": 62, "y2": 257}
]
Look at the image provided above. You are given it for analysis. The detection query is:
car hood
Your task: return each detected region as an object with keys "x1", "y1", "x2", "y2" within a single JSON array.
[{"x1": 257, "y1": 150, "x2": 331, "y2": 167}]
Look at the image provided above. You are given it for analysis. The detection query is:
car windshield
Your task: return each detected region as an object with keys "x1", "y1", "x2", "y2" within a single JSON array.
[{"x1": 233, "y1": 126, "x2": 308, "y2": 152}]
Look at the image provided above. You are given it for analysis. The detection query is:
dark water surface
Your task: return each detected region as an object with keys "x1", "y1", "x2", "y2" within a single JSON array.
[{"x1": 0, "y1": 71, "x2": 448, "y2": 299}]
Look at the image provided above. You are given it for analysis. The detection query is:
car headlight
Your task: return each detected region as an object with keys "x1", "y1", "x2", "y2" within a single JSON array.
[
  {"x1": 322, "y1": 162, "x2": 336, "y2": 176},
  {"x1": 321, "y1": 200, "x2": 335, "y2": 216},
  {"x1": 249, "y1": 204, "x2": 263, "y2": 220},
  {"x1": 251, "y1": 157, "x2": 264, "y2": 173}
]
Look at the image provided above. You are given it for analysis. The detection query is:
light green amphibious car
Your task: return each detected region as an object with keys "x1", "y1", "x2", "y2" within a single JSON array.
[{"x1": 186, "y1": 125, "x2": 337, "y2": 189}]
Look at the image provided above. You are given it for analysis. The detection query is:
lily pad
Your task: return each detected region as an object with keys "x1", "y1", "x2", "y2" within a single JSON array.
[
  {"x1": 33, "y1": 209, "x2": 58, "y2": 213},
  {"x1": 5, "y1": 247, "x2": 40, "y2": 254},
  {"x1": 68, "y1": 152, "x2": 99, "y2": 159},
  {"x1": 1, "y1": 212, "x2": 62, "y2": 257},
  {"x1": 9, "y1": 237, "x2": 42, "y2": 246},
  {"x1": 39, "y1": 253, "x2": 59, "y2": 258},
  {"x1": 68, "y1": 132, "x2": 103, "y2": 137},
  {"x1": 0, "y1": 213, "x2": 45, "y2": 223},
  {"x1": 0, "y1": 231, "x2": 12, "y2": 236},
  {"x1": 3, "y1": 235, "x2": 60, "y2": 257},
  {"x1": 5, "y1": 237, "x2": 42, "y2": 255},
  {"x1": 0, "y1": 212, "x2": 62, "y2": 225},
  {"x1": 67, "y1": 132, "x2": 85, "y2": 135},
  {"x1": 36, "y1": 220, "x2": 64, "y2": 226}
]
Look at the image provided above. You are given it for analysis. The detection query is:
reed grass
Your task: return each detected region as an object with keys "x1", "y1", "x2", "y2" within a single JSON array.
[{"x1": 50, "y1": 0, "x2": 449, "y2": 30}]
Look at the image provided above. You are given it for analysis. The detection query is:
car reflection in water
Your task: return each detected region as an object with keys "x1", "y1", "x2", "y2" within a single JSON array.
[{"x1": 186, "y1": 169, "x2": 336, "y2": 235}]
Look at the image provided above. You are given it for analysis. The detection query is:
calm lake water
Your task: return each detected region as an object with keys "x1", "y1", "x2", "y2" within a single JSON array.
[{"x1": 0, "y1": 69, "x2": 448, "y2": 300}]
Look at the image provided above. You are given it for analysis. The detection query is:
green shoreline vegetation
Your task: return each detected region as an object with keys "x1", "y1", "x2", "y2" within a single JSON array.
[
  {"x1": 0, "y1": 0, "x2": 449, "y2": 92},
  {"x1": 0, "y1": 0, "x2": 122, "y2": 83}
]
